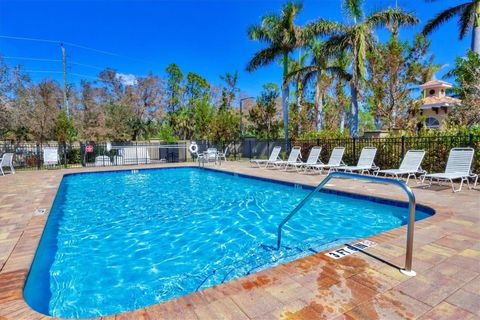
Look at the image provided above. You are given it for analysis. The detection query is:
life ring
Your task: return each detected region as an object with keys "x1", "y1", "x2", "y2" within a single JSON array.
[{"x1": 189, "y1": 142, "x2": 199, "y2": 154}]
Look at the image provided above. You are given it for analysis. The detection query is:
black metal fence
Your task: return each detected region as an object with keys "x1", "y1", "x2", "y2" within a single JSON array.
[
  {"x1": 205, "y1": 134, "x2": 480, "y2": 173},
  {"x1": 1, "y1": 134, "x2": 479, "y2": 173},
  {"x1": 0, "y1": 141, "x2": 188, "y2": 171}
]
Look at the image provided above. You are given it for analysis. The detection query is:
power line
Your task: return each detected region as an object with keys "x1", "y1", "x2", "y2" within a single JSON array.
[
  {"x1": 70, "y1": 61, "x2": 105, "y2": 71},
  {"x1": 0, "y1": 35, "x2": 153, "y2": 63},
  {"x1": 23, "y1": 69, "x2": 102, "y2": 81},
  {"x1": 2, "y1": 56, "x2": 62, "y2": 62}
]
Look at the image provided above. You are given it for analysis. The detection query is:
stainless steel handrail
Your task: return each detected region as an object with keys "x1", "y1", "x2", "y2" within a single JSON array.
[{"x1": 277, "y1": 172, "x2": 417, "y2": 276}]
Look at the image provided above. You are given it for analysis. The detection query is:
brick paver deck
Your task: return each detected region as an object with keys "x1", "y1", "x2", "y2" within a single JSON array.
[{"x1": 0, "y1": 162, "x2": 478, "y2": 319}]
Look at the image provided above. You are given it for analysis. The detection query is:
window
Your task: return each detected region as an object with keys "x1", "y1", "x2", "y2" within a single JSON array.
[
  {"x1": 429, "y1": 89, "x2": 435, "y2": 95},
  {"x1": 425, "y1": 117, "x2": 440, "y2": 129}
]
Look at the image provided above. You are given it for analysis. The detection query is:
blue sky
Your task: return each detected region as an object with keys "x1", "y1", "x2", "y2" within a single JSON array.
[{"x1": 0, "y1": 0, "x2": 470, "y2": 97}]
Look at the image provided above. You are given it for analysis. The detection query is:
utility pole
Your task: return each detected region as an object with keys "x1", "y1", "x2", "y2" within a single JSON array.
[{"x1": 61, "y1": 43, "x2": 69, "y2": 116}]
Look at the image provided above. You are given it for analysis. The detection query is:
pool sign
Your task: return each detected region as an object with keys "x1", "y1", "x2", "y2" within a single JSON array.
[
  {"x1": 325, "y1": 240, "x2": 376, "y2": 259},
  {"x1": 86, "y1": 145, "x2": 94, "y2": 153}
]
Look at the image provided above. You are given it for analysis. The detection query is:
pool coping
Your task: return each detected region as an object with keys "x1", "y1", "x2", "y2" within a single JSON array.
[{"x1": 0, "y1": 162, "x2": 478, "y2": 320}]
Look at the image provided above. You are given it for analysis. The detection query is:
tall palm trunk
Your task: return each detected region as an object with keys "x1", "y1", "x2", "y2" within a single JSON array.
[
  {"x1": 473, "y1": 1, "x2": 480, "y2": 53},
  {"x1": 282, "y1": 51, "x2": 290, "y2": 151},
  {"x1": 350, "y1": 81, "x2": 359, "y2": 138},
  {"x1": 315, "y1": 74, "x2": 323, "y2": 131},
  {"x1": 296, "y1": 80, "x2": 305, "y2": 135}
]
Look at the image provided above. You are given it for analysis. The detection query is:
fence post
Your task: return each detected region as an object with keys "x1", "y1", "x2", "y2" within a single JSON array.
[
  {"x1": 316, "y1": 139, "x2": 320, "y2": 146},
  {"x1": 249, "y1": 140, "x2": 252, "y2": 160},
  {"x1": 36, "y1": 143, "x2": 41, "y2": 170},
  {"x1": 352, "y1": 138, "x2": 356, "y2": 161},
  {"x1": 469, "y1": 133, "x2": 474, "y2": 147},
  {"x1": 233, "y1": 140, "x2": 237, "y2": 160},
  {"x1": 63, "y1": 142, "x2": 68, "y2": 169},
  {"x1": 401, "y1": 136, "x2": 405, "y2": 157},
  {"x1": 135, "y1": 141, "x2": 139, "y2": 165}
]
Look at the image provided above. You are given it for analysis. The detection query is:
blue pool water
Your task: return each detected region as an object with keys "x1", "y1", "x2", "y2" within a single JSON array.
[{"x1": 24, "y1": 167, "x2": 433, "y2": 318}]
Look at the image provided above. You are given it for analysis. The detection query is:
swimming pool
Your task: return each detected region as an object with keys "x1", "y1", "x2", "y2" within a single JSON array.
[{"x1": 24, "y1": 167, "x2": 433, "y2": 318}]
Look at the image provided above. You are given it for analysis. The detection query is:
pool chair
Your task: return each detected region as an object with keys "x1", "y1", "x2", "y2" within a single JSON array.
[
  {"x1": 421, "y1": 147, "x2": 478, "y2": 192},
  {"x1": 198, "y1": 148, "x2": 218, "y2": 165},
  {"x1": 305, "y1": 147, "x2": 346, "y2": 174},
  {"x1": 95, "y1": 155, "x2": 112, "y2": 166},
  {"x1": 287, "y1": 146, "x2": 322, "y2": 172},
  {"x1": 376, "y1": 150, "x2": 426, "y2": 183},
  {"x1": 335, "y1": 147, "x2": 378, "y2": 175},
  {"x1": 218, "y1": 147, "x2": 228, "y2": 162},
  {"x1": 270, "y1": 146, "x2": 302, "y2": 170},
  {"x1": 250, "y1": 146, "x2": 281, "y2": 168},
  {"x1": 0, "y1": 153, "x2": 15, "y2": 176}
]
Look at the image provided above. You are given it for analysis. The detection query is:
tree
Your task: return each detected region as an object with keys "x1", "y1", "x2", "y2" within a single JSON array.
[
  {"x1": 105, "y1": 103, "x2": 134, "y2": 141},
  {"x1": 248, "y1": 84, "x2": 281, "y2": 139},
  {"x1": 287, "y1": 40, "x2": 351, "y2": 131},
  {"x1": 30, "y1": 80, "x2": 63, "y2": 143},
  {"x1": 193, "y1": 97, "x2": 214, "y2": 140},
  {"x1": 366, "y1": 34, "x2": 437, "y2": 129},
  {"x1": 79, "y1": 80, "x2": 108, "y2": 141},
  {"x1": 246, "y1": 2, "x2": 335, "y2": 148},
  {"x1": 212, "y1": 108, "x2": 240, "y2": 143},
  {"x1": 323, "y1": 0, "x2": 418, "y2": 137},
  {"x1": 185, "y1": 72, "x2": 210, "y2": 106},
  {"x1": 446, "y1": 51, "x2": 480, "y2": 126},
  {"x1": 165, "y1": 64, "x2": 184, "y2": 113},
  {"x1": 219, "y1": 71, "x2": 239, "y2": 111},
  {"x1": 55, "y1": 109, "x2": 77, "y2": 143},
  {"x1": 444, "y1": 50, "x2": 480, "y2": 98},
  {"x1": 423, "y1": 0, "x2": 480, "y2": 54}
]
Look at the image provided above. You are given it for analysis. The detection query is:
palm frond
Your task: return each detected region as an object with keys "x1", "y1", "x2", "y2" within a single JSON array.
[
  {"x1": 322, "y1": 32, "x2": 352, "y2": 58},
  {"x1": 247, "y1": 25, "x2": 271, "y2": 42},
  {"x1": 458, "y1": 2, "x2": 476, "y2": 39},
  {"x1": 303, "y1": 19, "x2": 347, "y2": 38},
  {"x1": 342, "y1": 0, "x2": 364, "y2": 22},
  {"x1": 366, "y1": 8, "x2": 419, "y2": 30},
  {"x1": 246, "y1": 46, "x2": 283, "y2": 72},
  {"x1": 325, "y1": 66, "x2": 352, "y2": 81},
  {"x1": 286, "y1": 65, "x2": 317, "y2": 81},
  {"x1": 281, "y1": 2, "x2": 303, "y2": 29},
  {"x1": 423, "y1": 3, "x2": 470, "y2": 35}
]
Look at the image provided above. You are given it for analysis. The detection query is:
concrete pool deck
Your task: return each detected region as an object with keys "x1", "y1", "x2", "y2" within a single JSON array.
[{"x1": 0, "y1": 161, "x2": 479, "y2": 319}]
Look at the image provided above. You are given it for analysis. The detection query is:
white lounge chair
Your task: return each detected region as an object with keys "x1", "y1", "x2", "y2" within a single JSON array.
[
  {"x1": 305, "y1": 147, "x2": 346, "y2": 174},
  {"x1": 421, "y1": 147, "x2": 478, "y2": 192},
  {"x1": 95, "y1": 155, "x2": 112, "y2": 166},
  {"x1": 287, "y1": 146, "x2": 322, "y2": 172},
  {"x1": 250, "y1": 146, "x2": 281, "y2": 168},
  {"x1": 218, "y1": 147, "x2": 228, "y2": 162},
  {"x1": 376, "y1": 150, "x2": 426, "y2": 183},
  {"x1": 198, "y1": 148, "x2": 218, "y2": 164},
  {"x1": 270, "y1": 146, "x2": 302, "y2": 170},
  {"x1": 336, "y1": 147, "x2": 378, "y2": 175},
  {"x1": 0, "y1": 153, "x2": 15, "y2": 175}
]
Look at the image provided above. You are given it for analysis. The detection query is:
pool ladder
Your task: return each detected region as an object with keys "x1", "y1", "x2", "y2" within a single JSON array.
[{"x1": 277, "y1": 172, "x2": 417, "y2": 277}]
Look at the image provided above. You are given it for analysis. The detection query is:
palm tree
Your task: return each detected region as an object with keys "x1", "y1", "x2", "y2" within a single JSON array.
[
  {"x1": 423, "y1": 0, "x2": 480, "y2": 54},
  {"x1": 285, "y1": 50, "x2": 309, "y2": 135},
  {"x1": 288, "y1": 40, "x2": 351, "y2": 131},
  {"x1": 322, "y1": 1, "x2": 418, "y2": 137},
  {"x1": 246, "y1": 2, "x2": 336, "y2": 148}
]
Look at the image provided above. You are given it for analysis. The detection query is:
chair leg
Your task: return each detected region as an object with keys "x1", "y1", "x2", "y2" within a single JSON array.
[
  {"x1": 452, "y1": 178, "x2": 461, "y2": 193},
  {"x1": 10, "y1": 165, "x2": 15, "y2": 174},
  {"x1": 0, "y1": 166, "x2": 4, "y2": 176}
]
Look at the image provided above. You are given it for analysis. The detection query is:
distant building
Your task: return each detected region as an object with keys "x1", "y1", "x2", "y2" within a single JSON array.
[{"x1": 415, "y1": 80, "x2": 461, "y2": 129}]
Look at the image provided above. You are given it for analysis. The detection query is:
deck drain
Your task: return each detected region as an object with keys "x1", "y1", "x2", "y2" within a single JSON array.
[{"x1": 33, "y1": 208, "x2": 47, "y2": 216}]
